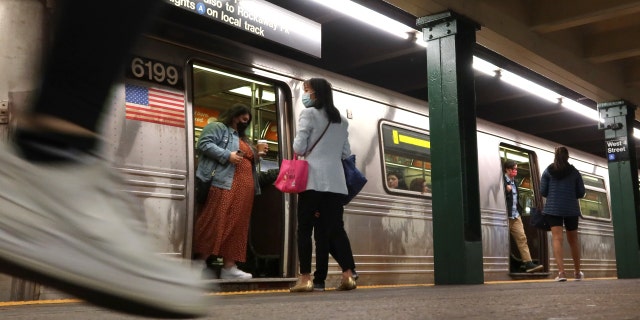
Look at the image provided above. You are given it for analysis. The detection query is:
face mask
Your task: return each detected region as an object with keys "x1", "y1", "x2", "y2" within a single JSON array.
[
  {"x1": 302, "y1": 92, "x2": 315, "y2": 107},
  {"x1": 237, "y1": 122, "x2": 249, "y2": 133}
]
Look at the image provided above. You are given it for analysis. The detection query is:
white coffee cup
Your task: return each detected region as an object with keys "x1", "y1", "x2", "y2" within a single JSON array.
[{"x1": 257, "y1": 139, "x2": 268, "y2": 155}]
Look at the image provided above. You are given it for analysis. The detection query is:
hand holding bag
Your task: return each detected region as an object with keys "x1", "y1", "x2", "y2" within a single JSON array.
[
  {"x1": 341, "y1": 154, "x2": 367, "y2": 205},
  {"x1": 529, "y1": 207, "x2": 550, "y2": 231},
  {"x1": 273, "y1": 154, "x2": 309, "y2": 193},
  {"x1": 274, "y1": 122, "x2": 330, "y2": 194}
]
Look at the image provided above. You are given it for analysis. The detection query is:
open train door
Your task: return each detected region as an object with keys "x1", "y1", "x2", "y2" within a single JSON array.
[
  {"x1": 500, "y1": 145, "x2": 549, "y2": 277},
  {"x1": 188, "y1": 62, "x2": 294, "y2": 282}
]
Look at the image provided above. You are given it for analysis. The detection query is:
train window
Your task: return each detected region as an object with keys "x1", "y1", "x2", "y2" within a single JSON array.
[
  {"x1": 191, "y1": 63, "x2": 279, "y2": 171},
  {"x1": 499, "y1": 145, "x2": 539, "y2": 215},
  {"x1": 379, "y1": 121, "x2": 431, "y2": 196},
  {"x1": 579, "y1": 174, "x2": 611, "y2": 220}
]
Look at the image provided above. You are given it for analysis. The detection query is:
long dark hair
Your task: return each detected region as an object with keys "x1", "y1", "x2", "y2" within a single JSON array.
[
  {"x1": 305, "y1": 78, "x2": 341, "y2": 123},
  {"x1": 552, "y1": 146, "x2": 570, "y2": 171},
  {"x1": 218, "y1": 103, "x2": 252, "y2": 140}
]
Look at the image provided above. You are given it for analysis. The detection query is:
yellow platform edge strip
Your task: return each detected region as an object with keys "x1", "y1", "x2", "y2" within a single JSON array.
[{"x1": 0, "y1": 277, "x2": 618, "y2": 308}]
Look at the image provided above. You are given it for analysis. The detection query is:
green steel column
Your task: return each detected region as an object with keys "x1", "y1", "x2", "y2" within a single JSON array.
[
  {"x1": 417, "y1": 12, "x2": 483, "y2": 284},
  {"x1": 597, "y1": 100, "x2": 640, "y2": 278}
]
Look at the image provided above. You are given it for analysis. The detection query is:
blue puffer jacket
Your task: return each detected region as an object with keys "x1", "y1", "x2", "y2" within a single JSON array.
[{"x1": 540, "y1": 164, "x2": 585, "y2": 217}]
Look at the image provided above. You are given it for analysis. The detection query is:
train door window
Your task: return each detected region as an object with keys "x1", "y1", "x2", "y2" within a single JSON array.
[
  {"x1": 191, "y1": 64, "x2": 278, "y2": 169},
  {"x1": 499, "y1": 145, "x2": 539, "y2": 215},
  {"x1": 579, "y1": 173, "x2": 611, "y2": 220},
  {"x1": 379, "y1": 121, "x2": 431, "y2": 196}
]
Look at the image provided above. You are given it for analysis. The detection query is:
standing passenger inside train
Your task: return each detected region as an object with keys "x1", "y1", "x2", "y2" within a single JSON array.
[
  {"x1": 503, "y1": 160, "x2": 544, "y2": 273},
  {"x1": 540, "y1": 146, "x2": 586, "y2": 282},
  {"x1": 0, "y1": 0, "x2": 210, "y2": 317},
  {"x1": 193, "y1": 104, "x2": 261, "y2": 280},
  {"x1": 290, "y1": 78, "x2": 357, "y2": 292}
]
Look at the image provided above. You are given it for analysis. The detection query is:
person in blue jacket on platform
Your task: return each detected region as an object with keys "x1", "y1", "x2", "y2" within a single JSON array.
[{"x1": 540, "y1": 146, "x2": 586, "y2": 282}]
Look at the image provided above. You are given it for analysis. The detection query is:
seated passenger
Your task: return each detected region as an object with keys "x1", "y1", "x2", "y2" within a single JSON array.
[
  {"x1": 409, "y1": 178, "x2": 430, "y2": 194},
  {"x1": 387, "y1": 172, "x2": 408, "y2": 190}
]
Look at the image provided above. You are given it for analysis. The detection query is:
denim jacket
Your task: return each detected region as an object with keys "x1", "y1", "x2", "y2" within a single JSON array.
[{"x1": 196, "y1": 122, "x2": 261, "y2": 195}]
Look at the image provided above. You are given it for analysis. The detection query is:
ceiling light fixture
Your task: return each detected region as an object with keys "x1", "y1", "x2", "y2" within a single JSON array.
[
  {"x1": 193, "y1": 65, "x2": 271, "y2": 86},
  {"x1": 310, "y1": 0, "x2": 615, "y2": 137},
  {"x1": 310, "y1": 0, "x2": 416, "y2": 40},
  {"x1": 229, "y1": 86, "x2": 275, "y2": 102}
]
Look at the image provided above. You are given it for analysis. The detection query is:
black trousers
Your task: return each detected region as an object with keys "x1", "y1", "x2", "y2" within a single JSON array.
[
  {"x1": 297, "y1": 190, "x2": 355, "y2": 283},
  {"x1": 32, "y1": 0, "x2": 160, "y2": 131}
]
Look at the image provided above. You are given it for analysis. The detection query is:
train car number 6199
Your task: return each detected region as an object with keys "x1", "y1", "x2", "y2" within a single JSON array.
[{"x1": 127, "y1": 56, "x2": 183, "y2": 89}]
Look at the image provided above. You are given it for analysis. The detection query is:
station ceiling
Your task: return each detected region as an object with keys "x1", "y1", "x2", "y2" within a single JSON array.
[{"x1": 159, "y1": 0, "x2": 640, "y2": 167}]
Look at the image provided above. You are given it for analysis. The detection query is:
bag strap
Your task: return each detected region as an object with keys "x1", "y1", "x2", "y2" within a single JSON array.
[{"x1": 304, "y1": 122, "x2": 331, "y2": 156}]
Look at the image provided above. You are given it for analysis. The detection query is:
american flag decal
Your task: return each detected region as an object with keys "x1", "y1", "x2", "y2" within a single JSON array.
[{"x1": 125, "y1": 84, "x2": 185, "y2": 128}]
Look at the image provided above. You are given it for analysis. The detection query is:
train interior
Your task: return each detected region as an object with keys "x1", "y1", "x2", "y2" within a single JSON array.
[{"x1": 191, "y1": 63, "x2": 285, "y2": 278}]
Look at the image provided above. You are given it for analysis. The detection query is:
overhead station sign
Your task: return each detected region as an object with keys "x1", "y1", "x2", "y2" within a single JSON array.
[{"x1": 165, "y1": 0, "x2": 322, "y2": 57}]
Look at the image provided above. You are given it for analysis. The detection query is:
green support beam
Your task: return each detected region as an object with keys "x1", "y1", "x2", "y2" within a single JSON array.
[
  {"x1": 598, "y1": 100, "x2": 640, "y2": 278},
  {"x1": 417, "y1": 11, "x2": 483, "y2": 284}
]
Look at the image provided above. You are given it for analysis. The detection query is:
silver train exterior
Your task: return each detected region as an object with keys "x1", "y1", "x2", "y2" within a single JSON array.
[{"x1": 0, "y1": 5, "x2": 615, "y2": 301}]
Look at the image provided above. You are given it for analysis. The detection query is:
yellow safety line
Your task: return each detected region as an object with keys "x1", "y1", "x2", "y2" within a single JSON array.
[
  {"x1": 0, "y1": 298, "x2": 81, "y2": 307},
  {"x1": 0, "y1": 277, "x2": 619, "y2": 308}
]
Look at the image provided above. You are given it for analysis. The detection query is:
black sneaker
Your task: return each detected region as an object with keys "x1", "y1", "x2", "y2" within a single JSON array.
[
  {"x1": 524, "y1": 261, "x2": 543, "y2": 273},
  {"x1": 313, "y1": 282, "x2": 325, "y2": 292}
]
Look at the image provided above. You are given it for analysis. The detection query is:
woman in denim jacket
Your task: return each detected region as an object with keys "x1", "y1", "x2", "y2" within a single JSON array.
[{"x1": 193, "y1": 103, "x2": 261, "y2": 280}]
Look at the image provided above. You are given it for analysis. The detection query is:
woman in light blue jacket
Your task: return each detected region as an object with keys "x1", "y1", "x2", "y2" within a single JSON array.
[{"x1": 290, "y1": 78, "x2": 357, "y2": 292}]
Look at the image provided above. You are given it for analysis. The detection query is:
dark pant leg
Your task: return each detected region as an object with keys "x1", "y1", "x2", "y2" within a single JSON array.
[
  {"x1": 329, "y1": 204, "x2": 356, "y2": 272},
  {"x1": 32, "y1": 0, "x2": 160, "y2": 131},
  {"x1": 314, "y1": 192, "x2": 355, "y2": 283},
  {"x1": 326, "y1": 193, "x2": 355, "y2": 272},
  {"x1": 313, "y1": 193, "x2": 330, "y2": 284},
  {"x1": 297, "y1": 191, "x2": 321, "y2": 275}
]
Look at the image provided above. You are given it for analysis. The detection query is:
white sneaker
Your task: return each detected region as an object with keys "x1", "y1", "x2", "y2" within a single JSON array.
[
  {"x1": 0, "y1": 144, "x2": 211, "y2": 318},
  {"x1": 575, "y1": 271, "x2": 584, "y2": 281},
  {"x1": 554, "y1": 272, "x2": 567, "y2": 282},
  {"x1": 220, "y1": 266, "x2": 252, "y2": 279}
]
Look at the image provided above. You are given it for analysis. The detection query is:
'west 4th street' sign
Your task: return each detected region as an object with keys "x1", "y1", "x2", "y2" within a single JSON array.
[
  {"x1": 165, "y1": 0, "x2": 321, "y2": 57},
  {"x1": 606, "y1": 137, "x2": 629, "y2": 162}
]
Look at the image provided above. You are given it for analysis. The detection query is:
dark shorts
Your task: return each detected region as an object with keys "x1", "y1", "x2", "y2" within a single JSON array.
[{"x1": 545, "y1": 215, "x2": 579, "y2": 231}]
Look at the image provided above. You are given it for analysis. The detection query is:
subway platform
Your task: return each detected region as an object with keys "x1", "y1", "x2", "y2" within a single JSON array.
[{"x1": 1, "y1": 277, "x2": 639, "y2": 319}]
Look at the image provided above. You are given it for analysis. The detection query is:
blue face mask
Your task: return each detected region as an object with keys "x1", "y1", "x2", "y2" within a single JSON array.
[{"x1": 302, "y1": 92, "x2": 314, "y2": 107}]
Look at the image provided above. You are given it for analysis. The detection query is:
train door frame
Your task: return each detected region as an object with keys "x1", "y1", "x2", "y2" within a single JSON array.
[
  {"x1": 499, "y1": 144, "x2": 549, "y2": 276},
  {"x1": 184, "y1": 59, "x2": 295, "y2": 278}
]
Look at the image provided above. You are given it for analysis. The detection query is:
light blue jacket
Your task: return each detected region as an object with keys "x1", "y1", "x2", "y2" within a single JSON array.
[
  {"x1": 293, "y1": 107, "x2": 350, "y2": 194},
  {"x1": 196, "y1": 122, "x2": 261, "y2": 195}
]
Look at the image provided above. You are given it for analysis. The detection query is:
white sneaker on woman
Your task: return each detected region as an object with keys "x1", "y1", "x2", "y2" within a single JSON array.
[
  {"x1": 554, "y1": 272, "x2": 567, "y2": 282},
  {"x1": 0, "y1": 144, "x2": 211, "y2": 318},
  {"x1": 220, "y1": 265, "x2": 252, "y2": 279}
]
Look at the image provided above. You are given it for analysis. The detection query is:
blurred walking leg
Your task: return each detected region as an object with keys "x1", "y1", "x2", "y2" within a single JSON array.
[{"x1": 0, "y1": 0, "x2": 211, "y2": 317}]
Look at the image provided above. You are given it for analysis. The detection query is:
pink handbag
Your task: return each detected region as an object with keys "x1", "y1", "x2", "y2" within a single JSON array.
[
  {"x1": 274, "y1": 154, "x2": 308, "y2": 193},
  {"x1": 275, "y1": 122, "x2": 330, "y2": 194}
]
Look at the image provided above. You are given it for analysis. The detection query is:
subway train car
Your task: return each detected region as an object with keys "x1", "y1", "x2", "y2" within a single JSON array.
[
  {"x1": 101, "y1": 25, "x2": 614, "y2": 285},
  {"x1": 1, "y1": 2, "x2": 615, "y2": 300}
]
